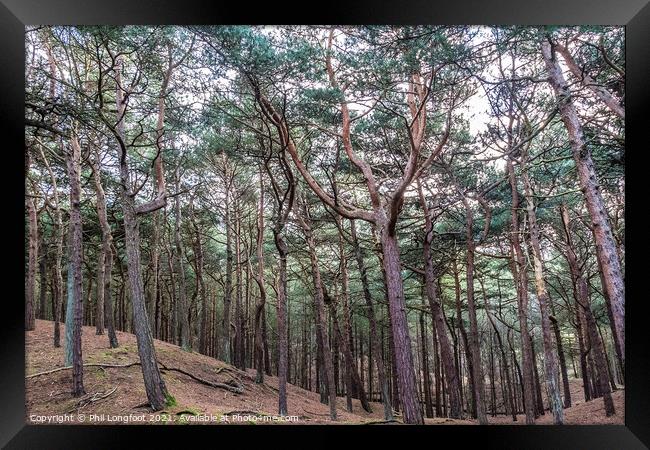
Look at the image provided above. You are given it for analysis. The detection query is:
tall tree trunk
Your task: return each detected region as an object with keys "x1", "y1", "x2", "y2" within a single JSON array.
[
  {"x1": 25, "y1": 193, "x2": 38, "y2": 332},
  {"x1": 329, "y1": 290, "x2": 371, "y2": 413},
  {"x1": 165, "y1": 233, "x2": 177, "y2": 346},
  {"x1": 222, "y1": 175, "x2": 233, "y2": 363},
  {"x1": 482, "y1": 281, "x2": 517, "y2": 421},
  {"x1": 120, "y1": 177, "x2": 169, "y2": 409},
  {"x1": 379, "y1": 226, "x2": 423, "y2": 424},
  {"x1": 594, "y1": 256, "x2": 624, "y2": 380},
  {"x1": 459, "y1": 195, "x2": 488, "y2": 425},
  {"x1": 299, "y1": 199, "x2": 337, "y2": 421},
  {"x1": 419, "y1": 308, "x2": 434, "y2": 418},
  {"x1": 252, "y1": 171, "x2": 267, "y2": 383},
  {"x1": 350, "y1": 219, "x2": 393, "y2": 420},
  {"x1": 173, "y1": 166, "x2": 190, "y2": 351},
  {"x1": 530, "y1": 336, "x2": 545, "y2": 417},
  {"x1": 91, "y1": 147, "x2": 107, "y2": 336},
  {"x1": 273, "y1": 209, "x2": 290, "y2": 415},
  {"x1": 576, "y1": 301, "x2": 592, "y2": 402},
  {"x1": 114, "y1": 56, "x2": 168, "y2": 411},
  {"x1": 550, "y1": 314, "x2": 572, "y2": 408},
  {"x1": 40, "y1": 38, "x2": 63, "y2": 344},
  {"x1": 521, "y1": 166, "x2": 564, "y2": 424},
  {"x1": 152, "y1": 210, "x2": 161, "y2": 340},
  {"x1": 506, "y1": 159, "x2": 536, "y2": 424},
  {"x1": 417, "y1": 182, "x2": 463, "y2": 418},
  {"x1": 335, "y1": 218, "x2": 371, "y2": 412},
  {"x1": 541, "y1": 38, "x2": 624, "y2": 370},
  {"x1": 559, "y1": 204, "x2": 614, "y2": 415},
  {"x1": 234, "y1": 199, "x2": 245, "y2": 369},
  {"x1": 453, "y1": 261, "x2": 476, "y2": 418},
  {"x1": 25, "y1": 146, "x2": 37, "y2": 331},
  {"x1": 66, "y1": 133, "x2": 85, "y2": 397},
  {"x1": 431, "y1": 310, "x2": 442, "y2": 417},
  {"x1": 330, "y1": 301, "x2": 349, "y2": 410},
  {"x1": 38, "y1": 240, "x2": 47, "y2": 320},
  {"x1": 189, "y1": 198, "x2": 207, "y2": 355}
]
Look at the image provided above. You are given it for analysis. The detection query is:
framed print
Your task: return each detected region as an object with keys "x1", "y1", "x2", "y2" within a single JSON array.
[{"x1": 1, "y1": 0, "x2": 648, "y2": 447}]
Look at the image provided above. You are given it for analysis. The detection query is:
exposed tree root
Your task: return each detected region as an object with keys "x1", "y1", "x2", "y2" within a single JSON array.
[
  {"x1": 27, "y1": 360, "x2": 245, "y2": 395},
  {"x1": 27, "y1": 362, "x2": 141, "y2": 378},
  {"x1": 222, "y1": 410, "x2": 264, "y2": 416},
  {"x1": 159, "y1": 362, "x2": 244, "y2": 394},
  {"x1": 362, "y1": 419, "x2": 400, "y2": 425}
]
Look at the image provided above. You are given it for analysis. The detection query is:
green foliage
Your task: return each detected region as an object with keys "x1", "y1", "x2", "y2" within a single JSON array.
[{"x1": 165, "y1": 393, "x2": 177, "y2": 408}]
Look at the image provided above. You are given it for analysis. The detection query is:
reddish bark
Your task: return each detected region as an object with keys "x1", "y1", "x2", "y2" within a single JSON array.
[
  {"x1": 417, "y1": 181, "x2": 463, "y2": 418},
  {"x1": 299, "y1": 198, "x2": 337, "y2": 421},
  {"x1": 350, "y1": 219, "x2": 394, "y2": 420},
  {"x1": 522, "y1": 165, "x2": 564, "y2": 424},
  {"x1": 560, "y1": 204, "x2": 615, "y2": 416},
  {"x1": 541, "y1": 38, "x2": 625, "y2": 370},
  {"x1": 506, "y1": 159, "x2": 537, "y2": 424}
]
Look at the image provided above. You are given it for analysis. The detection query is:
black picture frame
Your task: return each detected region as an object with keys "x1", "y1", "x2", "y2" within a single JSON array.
[{"x1": 1, "y1": 1, "x2": 647, "y2": 448}]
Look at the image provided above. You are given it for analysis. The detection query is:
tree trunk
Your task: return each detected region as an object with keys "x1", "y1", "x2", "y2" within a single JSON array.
[
  {"x1": 459, "y1": 195, "x2": 489, "y2": 425},
  {"x1": 299, "y1": 200, "x2": 337, "y2": 421},
  {"x1": 189, "y1": 199, "x2": 207, "y2": 355},
  {"x1": 506, "y1": 159, "x2": 536, "y2": 424},
  {"x1": 522, "y1": 166, "x2": 564, "y2": 424},
  {"x1": 66, "y1": 134, "x2": 85, "y2": 397},
  {"x1": 173, "y1": 167, "x2": 190, "y2": 352},
  {"x1": 419, "y1": 309, "x2": 434, "y2": 418},
  {"x1": 482, "y1": 281, "x2": 517, "y2": 421},
  {"x1": 417, "y1": 183, "x2": 463, "y2": 418},
  {"x1": 38, "y1": 240, "x2": 47, "y2": 320},
  {"x1": 234, "y1": 199, "x2": 245, "y2": 369},
  {"x1": 530, "y1": 336, "x2": 545, "y2": 417},
  {"x1": 550, "y1": 314, "x2": 572, "y2": 408},
  {"x1": 559, "y1": 203, "x2": 614, "y2": 415},
  {"x1": 274, "y1": 224, "x2": 291, "y2": 414},
  {"x1": 555, "y1": 43, "x2": 624, "y2": 120},
  {"x1": 541, "y1": 38, "x2": 624, "y2": 370},
  {"x1": 152, "y1": 211, "x2": 161, "y2": 340},
  {"x1": 252, "y1": 172, "x2": 267, "y2": 383},
  {"x1": 576, "y1": 302, "x2": 592, "y2": 402},
  {"x1": 350, "y1": 219, "x2": 393, "y2": 420},
  {"x1": 39, "y1": 39, "x2": 62, "y2": 343},
  {"x1": 114, "y1": 56, "x2": 168, "y2": 411},
  {"x1": 453, "y1": 262, "x2": 476, "y2": 418},
  {"x1": 379, "y1": 227, "x2": 423, "y2": 424},
  {"x1": 336, "y1": 218, "x2": 371, "y2": 413},
  {"x1": 91, "y1": 147, "x2": 107, "y2": 336},
  {"x1": 25, "y1": 195, "x2": 38, "y2": 331},
  {"x1": 222, "y1": 178, "x2": 233, "y2": 363}
]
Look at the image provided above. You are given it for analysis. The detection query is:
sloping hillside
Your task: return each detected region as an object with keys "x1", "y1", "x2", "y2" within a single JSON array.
[{"x1": 25, "y1": 320, "x2": 623, "y2": 425}]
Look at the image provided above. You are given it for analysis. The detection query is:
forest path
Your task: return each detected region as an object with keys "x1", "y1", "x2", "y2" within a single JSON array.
[{"x1": 25, "y1": 320, "x2": 623, "y2": 425}]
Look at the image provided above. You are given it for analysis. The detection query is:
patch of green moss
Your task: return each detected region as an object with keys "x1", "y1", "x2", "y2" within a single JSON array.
[
  {"x1": 101, "y1": 347, "x2": 129, "y2": 359},
  {"x1": 176, "y1": 407, "x2": 200, "y2": 416},
  {"x1": 165, "y1": 393, "x2": 177, "y2": 407}
]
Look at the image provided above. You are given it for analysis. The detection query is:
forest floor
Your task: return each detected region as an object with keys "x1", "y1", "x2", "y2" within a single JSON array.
[{"x1": 25, "y1": 320, "x2": 624, "y2": 425}]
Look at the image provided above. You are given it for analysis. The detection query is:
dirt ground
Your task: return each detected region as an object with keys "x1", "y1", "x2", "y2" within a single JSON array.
[{"x1": 25, "y1": 319, "x2": 624, "y2": 425}]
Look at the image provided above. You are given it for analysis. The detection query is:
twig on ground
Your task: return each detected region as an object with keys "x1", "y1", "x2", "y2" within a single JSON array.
[
  {"x1": 158, "y1": 362, "x2": 244, "y2": 394},
  {"x1": 66, "y1": 387, "x2": 117, "y2": 413}
]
